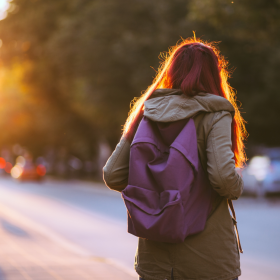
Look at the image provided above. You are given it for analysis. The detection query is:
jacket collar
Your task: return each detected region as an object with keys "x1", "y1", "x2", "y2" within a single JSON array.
[{"x1": 144, "y1": 88, "x2": 235, "y2": 122}]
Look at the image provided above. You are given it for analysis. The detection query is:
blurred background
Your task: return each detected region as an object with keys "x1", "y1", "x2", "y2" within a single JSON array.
[{"x1": 0, "y1": 0, "x2": 279, "y2": 280}]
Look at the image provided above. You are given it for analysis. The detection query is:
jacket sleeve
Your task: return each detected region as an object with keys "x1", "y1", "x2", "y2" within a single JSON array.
[
  {"x1": 206, "y1": 111, "x2": 243, "y2": 200},
  {"x1": 103, "y1": 136, "x2": 130, "y2": 192}
]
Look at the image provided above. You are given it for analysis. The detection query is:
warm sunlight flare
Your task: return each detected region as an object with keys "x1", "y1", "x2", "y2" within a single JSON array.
[{"x1": 0, "y1": 0, "x2": 11, "y2": 20}]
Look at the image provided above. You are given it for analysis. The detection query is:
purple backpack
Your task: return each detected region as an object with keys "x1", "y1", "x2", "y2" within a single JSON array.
[{"x1": 121, "y1": 116, "x2": 218, "y2": 243}]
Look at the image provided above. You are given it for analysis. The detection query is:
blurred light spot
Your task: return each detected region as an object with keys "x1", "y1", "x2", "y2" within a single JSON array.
[
  {"x1": 248, "y1": 156, "x2": 270, "y2": 181},
  {"x1": 0, "y1": 0, "x2": 10, "y2": 20},
  {"x1": 36, "y1": 164, "x2": 46, "y2": 176},
  {"x1": 68, "y1": 157, "x2": 82, "y2": 170},
  {"x1": 7, "y1": 3, "x2": 19, "y2": 14},
  {"x1": 16, "y1": 156, "x2": 26, "y2": 167},
  {"x1": 0, "y1": 39, "x2": 2, "y2": 48},
  {"x1": 4, "y1": 162, "x2": 12, "y2": 173},
  {"x1": 13, "y1": 144, "x2": 23, "y2": 155},
  {"x1": 11, "y1": 165, "x2": 23, "y2": 179},
  {"x1": 0, "y1": 157, "x2": 6, "y2": 169}
]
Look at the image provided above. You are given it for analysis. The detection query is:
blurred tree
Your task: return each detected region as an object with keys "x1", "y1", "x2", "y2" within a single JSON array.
[
  {"x1": 186, "y1": 0, "x2": 280, "y2": 145},
  {"x1": 0, "y1": 0, "x2": 279, "y2": 163},
  {"x1": 45, "y1": 0, "x2": 190, "y2": 143},
  {"x1": 0, "y1": 0, "x2": 98, "y2": 158},
  {"x1": 0, "y1": 0, "x2": 190, "y2": 154}
]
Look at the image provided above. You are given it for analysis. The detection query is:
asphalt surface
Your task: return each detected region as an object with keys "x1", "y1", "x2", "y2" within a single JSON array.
[
  {"x1": 0, "y1": 177, "x2": 279, "y2": 280},
  {"x1": 0, "y1": 209, "x2": 136, "y2": 280}
]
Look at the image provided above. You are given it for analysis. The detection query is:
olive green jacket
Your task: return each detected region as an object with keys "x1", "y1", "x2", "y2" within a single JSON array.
[{"x1": 103, "y1": 89, "x2": 243, "y2": 280}]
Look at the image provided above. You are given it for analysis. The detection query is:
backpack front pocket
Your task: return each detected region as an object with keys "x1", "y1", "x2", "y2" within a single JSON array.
[{"x1": 122, "y1": 185, "x2": 184, "y2": 243}]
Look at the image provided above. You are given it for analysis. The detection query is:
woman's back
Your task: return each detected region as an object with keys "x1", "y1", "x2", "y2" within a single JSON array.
[
  {"x1": 103, "y1": 37, "x2": 245, "y2": 280},
  {"x1": 135, "y1": 89, "x2": 242, "y2": 280}
]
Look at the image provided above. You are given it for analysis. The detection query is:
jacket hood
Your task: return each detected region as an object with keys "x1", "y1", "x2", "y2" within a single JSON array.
[{"x1": 144, "y1": 89, "x2": 235, "y2": 122}]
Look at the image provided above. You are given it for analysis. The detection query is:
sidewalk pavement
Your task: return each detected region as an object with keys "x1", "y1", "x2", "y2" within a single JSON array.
[{"x1": 0, "y1": 214, "x2": 136, "y2": 280}]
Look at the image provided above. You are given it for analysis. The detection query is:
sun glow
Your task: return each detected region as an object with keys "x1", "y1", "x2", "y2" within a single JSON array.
[{"x1": 0, "y1": 0, "x2": 11, "y2": 20}]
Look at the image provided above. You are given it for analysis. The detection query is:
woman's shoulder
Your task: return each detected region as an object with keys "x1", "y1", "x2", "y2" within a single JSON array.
[
  {"x1": 192, "y1": 92, "x2": 235, "y2": 116},
  {"x1": 144, "y1": 90, "x2": 235, "y2": 123}
]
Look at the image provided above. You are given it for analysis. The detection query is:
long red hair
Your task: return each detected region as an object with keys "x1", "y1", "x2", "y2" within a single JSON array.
[{"x1": 123, "y1": 36, "x2": 247, "y2": 167}]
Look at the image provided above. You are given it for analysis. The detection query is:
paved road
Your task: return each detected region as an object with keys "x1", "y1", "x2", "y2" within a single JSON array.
[
  {"x1": 0, "y1": 210, "x2": 135, "y2": 280},
  {"x1": 0, "y1": 177, "x2": 279, "y2": 279},
  {"x1": 0, "y1": 178, "x2": 138, "y2": 277}
]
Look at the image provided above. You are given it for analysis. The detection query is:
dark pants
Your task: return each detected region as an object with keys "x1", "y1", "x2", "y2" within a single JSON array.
[{"x1": 139, "y1": 277, "x2": 238, "y2": 280}]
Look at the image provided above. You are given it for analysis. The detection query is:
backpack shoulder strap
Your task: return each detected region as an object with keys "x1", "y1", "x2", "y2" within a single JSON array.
[{"x1": 228, "y1": 199, "x2": 243, "y2": 254}]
